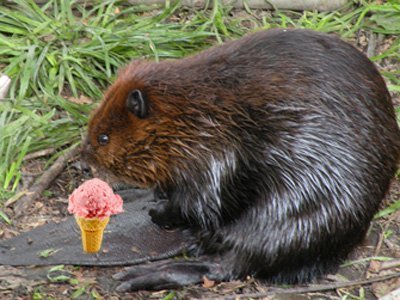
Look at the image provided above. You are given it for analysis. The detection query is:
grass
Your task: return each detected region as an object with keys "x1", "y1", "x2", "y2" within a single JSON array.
[
  {"x1": 0, "y1": 0, "x2": 399, "y2": 201},
  {"x1": 0, "y1": 0, "x2": 214, "y2": 100}
]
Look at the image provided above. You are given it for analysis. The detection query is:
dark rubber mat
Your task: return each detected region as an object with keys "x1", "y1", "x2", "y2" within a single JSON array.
[{"x1": 0, "y1": 189, "x2": 189, "y2": 266}]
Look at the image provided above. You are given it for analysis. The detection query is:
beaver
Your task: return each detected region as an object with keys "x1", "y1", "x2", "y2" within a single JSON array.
[{"x1": 83, "y1": 28, "x2": 400, "y2": 291}]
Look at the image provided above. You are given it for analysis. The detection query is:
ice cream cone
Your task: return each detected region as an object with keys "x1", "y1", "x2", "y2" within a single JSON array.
[
  {"x1": 75, "y1": 216, "x2": 110, "y2": 253},
  {"x1": 69, "y1": 179, "x2": 123, "y2": 253}
]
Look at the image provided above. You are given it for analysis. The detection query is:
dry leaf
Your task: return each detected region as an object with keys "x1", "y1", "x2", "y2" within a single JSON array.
[
  {"x1": 218, "y1": 280, "x2": 250, "y2": 294},
  {"x1": 368, "y1": 260, "x2": 382, "y2": 273},
  {"x1": 68, "y1": 95, "x2": 93, "y2": 105},
  {"x1": 372, "y1": 277, "x2": 400, "y2": 298},
  {"x1": 202, "y1": 276, "x2": 215, "y2": 288},
  {"x1": 131, "y1": 246, "x2": 141, "y2": 254}
]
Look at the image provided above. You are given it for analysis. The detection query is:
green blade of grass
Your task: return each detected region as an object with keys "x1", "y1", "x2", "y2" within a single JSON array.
[
  {"x1": 0, "y1": 210, "x2": 12, "y2": 225},
  {"x1": 375, "y1": 200, "x2": 400, "y2": 219},
  {"x1": 18, "y1": 45, "x2": 37, "y2": 100}
]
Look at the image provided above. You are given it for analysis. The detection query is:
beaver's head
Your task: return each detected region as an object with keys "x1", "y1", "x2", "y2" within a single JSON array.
[
  {"x1": 84, "y1": 65, "x2": 167, "y2": 188},
  {"x1": 84, "y1": 61, "x2": 235, "y2": 189}
]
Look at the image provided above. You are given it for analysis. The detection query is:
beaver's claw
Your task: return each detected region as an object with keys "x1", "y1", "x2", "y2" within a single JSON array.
[{"x1": 113, "y1": 259, "x2": 225, "y2": 291}]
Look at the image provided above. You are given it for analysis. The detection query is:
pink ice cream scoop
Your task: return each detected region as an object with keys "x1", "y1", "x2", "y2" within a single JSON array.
[{"x1": 68, "y1": 178, "x2": 123, "y2": 219}]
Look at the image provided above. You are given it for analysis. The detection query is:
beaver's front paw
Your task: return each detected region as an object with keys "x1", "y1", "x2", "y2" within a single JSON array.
[{"x1": 149, "y1": 201, "x2": 186, "y2": 229}]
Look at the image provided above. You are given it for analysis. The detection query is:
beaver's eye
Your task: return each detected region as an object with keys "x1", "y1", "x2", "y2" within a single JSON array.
[
  {"x1": 97, "y1": 134, "x2": 109, "y2": 145},
  {"x1": 127, "y1": 89, "x2": 148, "y2": 119}
]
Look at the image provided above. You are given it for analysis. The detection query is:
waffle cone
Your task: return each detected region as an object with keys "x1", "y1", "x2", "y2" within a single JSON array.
[{"x1": 75, "y1": 216, "x2": 109, "y2": 253}]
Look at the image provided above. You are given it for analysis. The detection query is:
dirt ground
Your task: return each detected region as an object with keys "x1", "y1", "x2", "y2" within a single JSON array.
[{"x1": 1, "y1": 29, "x2": 400, "y2": 300}]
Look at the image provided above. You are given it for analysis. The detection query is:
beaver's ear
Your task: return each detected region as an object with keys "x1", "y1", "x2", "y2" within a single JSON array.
[{"x1": 126, "y1": 89, "x2": 149, "y2": 119}]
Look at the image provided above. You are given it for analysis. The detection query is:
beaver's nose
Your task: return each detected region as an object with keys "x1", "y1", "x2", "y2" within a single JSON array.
[{"x1": 80, "y1": 160, "x2": 92, "y2": 178}]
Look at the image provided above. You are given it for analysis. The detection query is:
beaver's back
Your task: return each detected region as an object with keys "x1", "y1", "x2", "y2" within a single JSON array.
[{"x1": 132, "y1": 29, "x2": 392, "y2": 111}]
